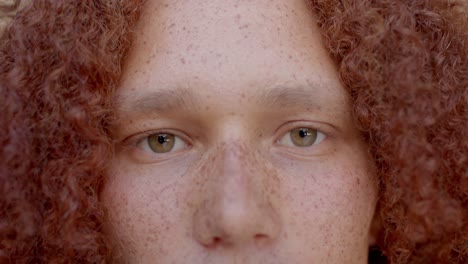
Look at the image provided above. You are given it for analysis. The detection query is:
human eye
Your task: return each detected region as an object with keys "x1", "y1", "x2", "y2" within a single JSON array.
[
  {"x1": 119, "y1": 130, "x2": 192, "y2": 163},
  {"x1": 137, "y1": 133, "x2": 188, "y2": 154},
  {"x1": 278, "y1": 127, "x2": 326, "y2": 147}
]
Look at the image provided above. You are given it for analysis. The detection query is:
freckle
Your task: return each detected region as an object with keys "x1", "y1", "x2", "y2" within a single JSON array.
[
  {"x1": 145, "y1": 59, "x2": 150, "y2": 64},
  {"x1": 356, "y1": 178, "x2": 361, "y2": 185},
  {"x1": 239, "y1": 23, "x2": 249, "y2": 29},
  {"x1": 205, "y1": 106, "x2": 210, "y2": 111},
  {"x1": 288, "y1": 55, "x2": 293, "y2": 59},
  {"x1": 143, "y1": 40, "x2": 147, "y2": 45},
  {"x1": 180, "y1": 58, "x2": 186, "y2": 64}
]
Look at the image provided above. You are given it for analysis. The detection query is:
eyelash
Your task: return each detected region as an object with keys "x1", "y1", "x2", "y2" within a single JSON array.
[
  {"x1": 276, "y1": 120, "x2": 330, "y2": 137},
  {"x1": 123, "y1": 129, "x2": 191, "y2": 156},
  {"x1": 274, "y1": 121, "x2": 330, "y2": 152},
  {"x1": 122, "y1": 122, "x2": 331, "y2": 162},
  {"x1": 277, "y1": 128, "x2": 326, "y2": 146}
]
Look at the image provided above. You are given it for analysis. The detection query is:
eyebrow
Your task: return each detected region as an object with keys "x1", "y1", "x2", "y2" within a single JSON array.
[
  {"x1": 115, "y1": 84, "x2": 325, "y2": 115},
  {"x1": 115, "y1": 87, "x2": 201, "y2": 114},
  {"x1": 260, "y1": 85, "x2": 322, "y2": 110}
]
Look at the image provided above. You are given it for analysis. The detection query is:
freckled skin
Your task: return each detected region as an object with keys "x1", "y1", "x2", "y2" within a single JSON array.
[{"x1": 101, "y1": 0, "x2": 378, "y2": 263}]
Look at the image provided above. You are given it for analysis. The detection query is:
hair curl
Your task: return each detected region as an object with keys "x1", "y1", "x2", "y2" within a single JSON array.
[
  {"x1": 0, "y1": 0, "x2": 144, "y2": 262},
  {"x1": 309, "y1": 0, "x2": 467, "y2": 263},
  {"x1": 0, "y1": 0, "x2": 466, "y2": 263}
]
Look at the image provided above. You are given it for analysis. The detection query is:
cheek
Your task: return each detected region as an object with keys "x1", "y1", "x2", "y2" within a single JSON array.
[
  {"x1": 276, "y1": 154, "x2": 377, "y2": 258},
  {"x1": 100, "y1": 158, "x2": 191, "y2": 260}
]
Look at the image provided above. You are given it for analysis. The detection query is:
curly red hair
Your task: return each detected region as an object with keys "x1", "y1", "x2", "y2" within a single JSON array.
[
  {"x1": 309, "y1": 0, "x2": 467, "y2": 263},
  {"x1": 0, "y1": 0, "x2": 466, "y2": 263}
]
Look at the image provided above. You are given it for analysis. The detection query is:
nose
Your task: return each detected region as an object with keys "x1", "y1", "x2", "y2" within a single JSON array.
[{"x1": 193, "y1": 145, "x2": 281, "y2": 248}]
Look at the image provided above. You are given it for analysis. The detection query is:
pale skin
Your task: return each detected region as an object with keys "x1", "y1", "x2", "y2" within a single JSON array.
[{"x1": 101, "y1": 0, "x2": 379, "y2": 263}]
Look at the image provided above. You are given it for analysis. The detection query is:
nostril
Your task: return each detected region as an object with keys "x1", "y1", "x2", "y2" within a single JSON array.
[
  {"x1": 203, "y1": 237, "x2": 222, "y2": 249},
  {"x1": 254, "y1": 234, "x2": 270, "y2": 247},
  {"x1": 202, "y1": 237, "x2": 222, "y2": 248},
  {"x1": 205, "y1": 235, "x2": 269, "y2": 248}
]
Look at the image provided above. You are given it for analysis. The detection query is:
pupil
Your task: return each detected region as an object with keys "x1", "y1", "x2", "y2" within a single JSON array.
[
  {"x1": 158, "y1": 135, "x2": 166, "y2": 144},
  {"x1": 299, "y1": 129, "x2": 308, "y2": 138}
]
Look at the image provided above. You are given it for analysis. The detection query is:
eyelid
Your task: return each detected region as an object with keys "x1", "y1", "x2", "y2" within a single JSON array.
[
  {"x1": 121, "y1": 129, "x2": 192, "y2": 148},
  {"x1": 274, "y1": 120, "x2": 334, "y2": 142},
  {"x1": 278, "y1": 128, "x2": 326, "y2": 147},
  {"x1": 118, "y1": 129, "x2": 192, "y2": 164}
]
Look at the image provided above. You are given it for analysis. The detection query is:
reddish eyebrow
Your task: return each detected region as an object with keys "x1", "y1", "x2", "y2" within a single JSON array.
[
  {"x1": 114, "y1": 87, "x2": 201, "y2": 114},
  {"x1": 260, "y1": 85, "x2": 323, "y2": 110},
  {"x1": 115, "y1": 84, "x2": 331, "y2": 115}
]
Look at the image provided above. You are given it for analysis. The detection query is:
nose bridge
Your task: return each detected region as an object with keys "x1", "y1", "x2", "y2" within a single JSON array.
[
  {"x1": 193, "y1": 140, "x2": 281, "y2": 248},
  {"x1": 222, "y1": 142, "x2": 257, "y2": 205},
  {"x1": 219, "y1": 142, "x2": 270, "y2": 236},
  {"x1": 215, "y1": 122, "x2": 267, "y2": 205}
]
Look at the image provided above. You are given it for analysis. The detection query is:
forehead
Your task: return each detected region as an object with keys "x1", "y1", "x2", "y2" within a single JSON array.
[{"x1": 118, "y1": 0, "x2": 348, "y2": 116}]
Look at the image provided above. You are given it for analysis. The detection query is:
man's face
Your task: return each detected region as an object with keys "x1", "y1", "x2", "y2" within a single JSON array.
[{"x1": 102, "y1": 0, "x2": 378, "y2": 263}]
